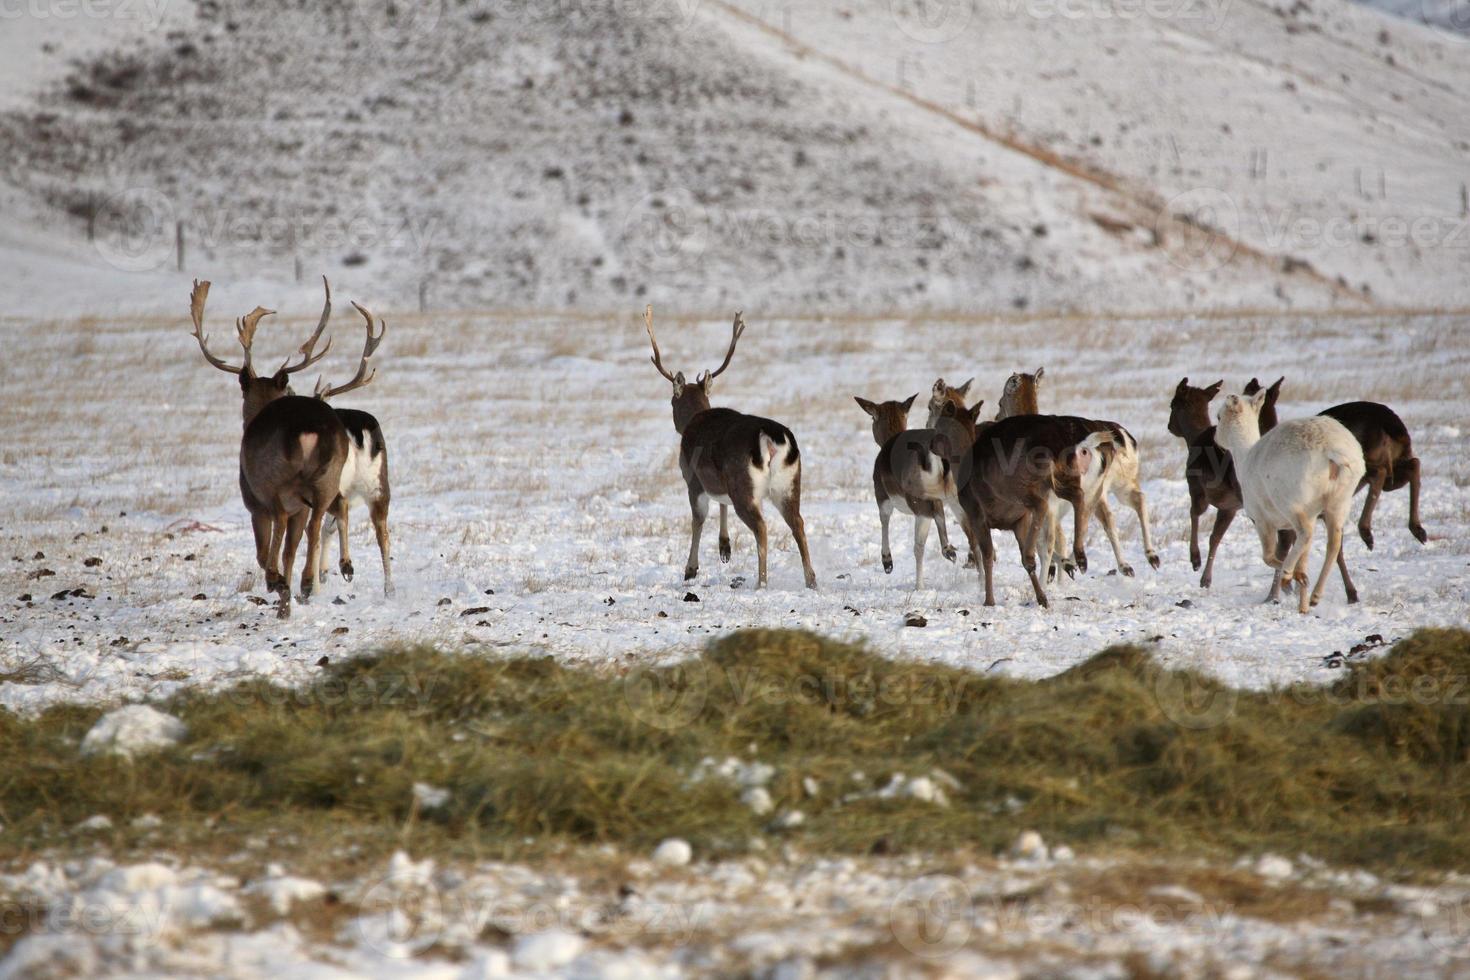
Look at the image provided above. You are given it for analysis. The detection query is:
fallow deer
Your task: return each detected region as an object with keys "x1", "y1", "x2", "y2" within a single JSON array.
[
  {"x1": 1317, "y1": 401, "x2": 1426, "y2": 551},
  {"x1": 313, "y1": 300, "x2": 392, "y2": 596},
  {"x1": 189, "y1": 278, "x2": 346, "y2": 618},
  {"x1": 855, "y1": 393, "x2": 985, "y2": 588},
  {"x1": 924, "y1": 378, "x2": 974, "y2": 428},
  {"x1": 954, "y1": 414, "x2": 1114, "y2": 607},
  {"x1": 1215, "y1": 391, "x2": 1365, "y2": 613},
  {"x1": 645, "y1": 307, "x2": 817, "y2": 590},
  {"x1": 985, "y1": 368, "x2": 1157, "y2": 581}
]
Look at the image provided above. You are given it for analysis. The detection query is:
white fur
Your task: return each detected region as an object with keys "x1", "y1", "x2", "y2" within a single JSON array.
[
  {"x1": 338, "y1": 430, "x2": 385, "y2": 507},
  {"x1": 1216, "y1": 391, "x2": 1366, "y2": 613}
]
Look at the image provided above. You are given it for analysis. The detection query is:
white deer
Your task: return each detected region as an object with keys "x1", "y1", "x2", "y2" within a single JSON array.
[{"x1": 1214, "y1": 390, "x2": 1366, "y2": 613}]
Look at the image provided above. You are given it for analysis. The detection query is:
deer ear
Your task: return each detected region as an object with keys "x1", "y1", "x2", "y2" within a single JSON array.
[
  {"x1": 902, "y1": 393, "x2": 918, "y2": 412},
  {"x1": 855, "y1": 397, "x2": 879, "y2": 418},
  {"x1": 967, "y1": 400, "x2": 986, "y2": 422},
  {"x1": 1034, "y1": 367, "x2": 1045, "y2": 383},
  {"x1": 272, "y1": 369, "x2": 291, "y2": 391},
  {"x1": 1243, "y1": 377, "x2": 1261, "y2": 395},
  {"x1": 955, "y1": 378, "x2": 974, "y2": 397},
  {"x1": 1204, "y1": 380, "x2": 1223, "y2": 398},
  {"x1": 1248, "y1": 389, "x2": 1268, "y2": 411},
  {"x1": 1176, "y1": 377, "x2": 1189, "y2": 394},
  {"x1": 1268, "y1": 376, "x2": 1284, "y2": 396}
]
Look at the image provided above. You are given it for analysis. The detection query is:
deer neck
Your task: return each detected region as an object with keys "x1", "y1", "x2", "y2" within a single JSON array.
[
  {"x1": 672, "y1": 390, "x2": 711, "y2": 435},
  {"x1": 997, "y1": 388, "x2": 1037, "y2": 420},
  {"x1": 1215, "y1": 413, "x2": 1261, "y2": 459}
]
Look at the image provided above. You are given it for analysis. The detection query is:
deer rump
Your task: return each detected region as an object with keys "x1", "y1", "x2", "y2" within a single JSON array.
[
  {"x1": 333, "y1": 408, "x2": 389, "y2": 506},
  {"x1": 239, "y1": 397, "x2": 349, "y2": 512},
  {"x1": 1319, "y1": 401, "x2": 1417, "y2": 491},
  {"x1": 875, "y1": 428, "x2": 965, "y2": 509},
  {"x1": 679, "y1": 408, "x2": 801, "y2": 505}
]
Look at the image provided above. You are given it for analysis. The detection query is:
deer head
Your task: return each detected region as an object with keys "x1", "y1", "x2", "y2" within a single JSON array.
[
  {"x1": 189, "y1": 278, "x2": 334, "y2": 426},
  {"x1": 924, "y1": 377, "x2": 974, "y2": 428},
  {"x1": 1167, "y1": 377, "x2": 1224, "y2": 441},
  {"x1": 854, "y1": 393, "x2": 917, "y2": 446},
  {"x1": 644, "y1": 306, "x2": 746, "y2": 434},
  {"x1": 997, "y1": 367, "x2": 1044, "y2": 419},
  {"x1": 1242, "y1": 376, "x2": 1285, "y2": 433}
]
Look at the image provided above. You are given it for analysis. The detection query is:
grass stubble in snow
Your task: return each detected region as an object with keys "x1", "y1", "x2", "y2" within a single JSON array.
[{"x1": 0, "y1": 628, "x2": 1469, "y2": 975}]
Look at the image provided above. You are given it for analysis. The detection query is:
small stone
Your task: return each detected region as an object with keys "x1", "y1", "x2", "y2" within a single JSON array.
[
  {"x1": 904, "y1": 612, "x2": 927, "y2": 628},
  {"x1": 437, "y1": 597, "x2": 452, "y2": 606},
  {"x1": 656, "y1": 610, "x2": 668, "y2": 618},
  {"x1": 459, "y1": 606, "x2": 490, "y2": 617},
  {"x1": 192, "y1": 593, "x2": 207, "y2": 601},
  {"x1": 32, "y1": 551, "x2": 44, "y2": 560},
  {"x1": 683, "y1": 592, "x2": 700, "y2": 602},
  {"x1": 1176, "y1": 599, "x2": 1194, "y2": 608},
  {"x1": 84, "y1": 557, "x2": 102, "y2": 567},
  {"x1": 652, "y1": 838, "x2": 692, "y2": 867},
  {"x1": 1010, "y1": 829, "x2": 1048, "y2": 861},
  {"x1": 316, "y1": 656, "x2": 330, "y2": 667},
  {"x1": 332, "y1": 627, "x2": 349, "y2": 635}
]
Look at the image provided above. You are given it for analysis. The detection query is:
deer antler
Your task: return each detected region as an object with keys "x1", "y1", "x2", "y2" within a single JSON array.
[
  {"x1": 315, "y1": 300, "x2": 385, "y2": 400},
  {"x1": 233, "y1": 306, "x2": 276, "y2": 376},
  {"x1": 707, "y1": 311, "x2": 746, "y2": 380},
  {"x1": 644, "y1": 305, "x2": 677, "y2": 383},
  {"x1": 188, "y1": 279, "x2": 245, "y2": 375},
  {"x1": 278, "y1": 276, "x2": 335, "y2": 375}
]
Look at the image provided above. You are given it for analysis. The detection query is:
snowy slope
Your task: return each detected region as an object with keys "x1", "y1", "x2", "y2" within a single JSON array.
[{"x1": 4, "y1": 0, "x2": 1465, "y2": 316}]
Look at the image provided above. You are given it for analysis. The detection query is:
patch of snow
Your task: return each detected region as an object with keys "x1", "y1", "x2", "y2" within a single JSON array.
[{"x1": 79, "y1": 705, "x2": 185, "y2": 759}]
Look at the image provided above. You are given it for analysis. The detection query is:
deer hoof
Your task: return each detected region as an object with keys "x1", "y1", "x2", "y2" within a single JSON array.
[
  {"x1": 1074, "y1": 554, "x2": 1088, "y2": 574},
  {"x1": 942, "y1": 545, "x2": 958, "y2": 563},
  {"x1": 384, "y1": 582, "x2": 397, "y2": 598},
  {"x1": 1045, "y1": 566, "x2": 1056, "y2": 584},
  {"x1": 882, "y1": 556, "x2": 893, "y2": 574},
  {"x1": 1359, "y1": 526, "x2": 1374, "y2": 551},
  {"x1": 266, "y1": 573, "x2": 286, "y2": 593},
  {"x1": 683, "y1": 566, "x2": 698, "y2": 581},
  {"x1": 340, "y1": 560, "x2": 354, "y2": 582},
  {"x1": 1411, "y1": 523, "x2": 1428, "y2": 544},
  {"x1": 1120, "y1": 564, "x2": 1135, "y2": 578},
  {"x1": 1346, "y1": 589, "x2": 1359, "y2": 604},
  {"x1": 276, "y1": 601, "x2": 292, "y2": 620},
  {"x1": 1199, "y1": 574, "x2": 1212, "y2": 589},
  {"x1": 804, "y1": 573, "x2": 818, "y2": 590},
  {"x1": 719, "y1": 540, "x2": 731, "y2": 562},
  {"x1": 1190, "y1": 554, "x2": 1201, "y2": 571},
  {"x1": 1147, "y1": 552, "x2": 1161, "y2": 570}
]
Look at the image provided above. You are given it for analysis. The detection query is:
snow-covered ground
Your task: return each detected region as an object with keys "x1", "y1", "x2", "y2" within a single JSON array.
[
  {"x1": 5, "y1": 842, "x2": 1470, "y2": 978},
  {"x1": 1, "y1": 303, "x2": 1465, "y2": 714}
]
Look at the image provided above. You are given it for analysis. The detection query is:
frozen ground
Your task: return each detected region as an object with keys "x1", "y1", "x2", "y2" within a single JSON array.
[
  {"x1": 0, "y1": 302, "x2": 1465, "y2": 715},
  {"x1": 4, "y1": 842, "x2": 1470, "y2": 978}
]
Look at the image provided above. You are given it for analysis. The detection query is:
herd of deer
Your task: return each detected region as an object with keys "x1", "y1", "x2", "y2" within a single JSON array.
[{"x1": 189, "y1": 284, "x2": 1426, "y2": 619}]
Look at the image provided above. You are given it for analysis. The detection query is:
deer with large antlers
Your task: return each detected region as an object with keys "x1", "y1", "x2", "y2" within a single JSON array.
[
  {"x1": 645, "y1": 306, "x2": 817, "y2": 590},
  {"x1": 189, "y1": 277, "x2": 347, "y2": 618},
  {"x1": 312, "y1": 300, "x2": 393, "y2": 596}
]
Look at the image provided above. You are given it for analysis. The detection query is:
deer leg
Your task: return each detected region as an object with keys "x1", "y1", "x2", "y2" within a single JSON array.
[
  {"x1": 684, "y1": 488, "x2": 709, "y2": 582},
  {"x1": 1017, "y1": 512, "x2": 1049, "y2": 609},
  {"x1": 1122, "y1": 483, "x2": 1159, "y2": 570},
  {"x1": 878, "y1": 496, "x2": 895, "y2": 574},
  {"x1": 1068, "y1": 490, "x2": 1089, "y2": 574},
  {"x1": 1258, "y1": 523, "x2": 1284, "y2": 604},
  {"x1": 279, "y1": 510, "x2": 307, "y2": 619},
  {"x1": 913, "y1": 514, "x2": 930, "y2": 590},
  {"x1": 370, "y1": 498, "x2": 393, "y2": 596},
  {"x1": 1310, "y1": 520, "x2": 1341, "y2": 610},
  {"x1": 1200, "y1": 506, "x2": 1236, "y2": 589},
  {"x1": 732, "y1": 498, "x2": 769, "y2": 589},
  {"x1": 1277, "y1": 517, "x2": 1314, "y2": 614},
  {"x1": 251, "y1": 512, "x2": 274, "y2": 591},
  {"x1": 1188, "y1": 490, "x2": 1205, "y2": 572},
  {"x1": 719, "y1": 504, "x2": 732, "y2": 563},
  {"x1": 934, "y1": 509, "x2": 957, "y2": 563},
  {"x1": 1403, "y1": 456, "x2": 1426, "y2": 544},
  {"x1": 1357, "y1": 466, "x2": 1387, "y2": 551},
  {"x1": 956, "y1": 495, "x2": 994, "y2": 606},
  {"x1": 335, "y1": 496, "x2": 354, "y2": 583},
  {"x1": 1335, "y1": 541, "x2": 1359, "y2": 604},
  {"x1": 300, "y1": 504, "x2": 328, "y2": 602},
  {"x1": 266, "y1": 510, "x2": 289, "y2": 596},
  {"x1": 776, "y1": 479, "x2": 817, "y2": 590},
  {"x1": 1095, "y1": 497, "x2": 1132, "y2": 577}
]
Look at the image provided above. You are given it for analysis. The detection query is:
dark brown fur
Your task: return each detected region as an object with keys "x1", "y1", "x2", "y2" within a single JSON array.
[{"x1": 1318, "y1": 401, "x2": 1426, "y2": 550}]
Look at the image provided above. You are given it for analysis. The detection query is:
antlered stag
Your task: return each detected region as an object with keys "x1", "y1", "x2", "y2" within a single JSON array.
[
  {"x1": 189, "y1": 279, "x2": 346, "y2": 618},
  {"x1": 645, "y1": 307, "x2": 816, "y2": 590}
]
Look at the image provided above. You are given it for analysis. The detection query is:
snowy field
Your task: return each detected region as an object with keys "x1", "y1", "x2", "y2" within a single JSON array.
[{"x1": 1, "y1": 301, "x2": 1466, "y2": 714}]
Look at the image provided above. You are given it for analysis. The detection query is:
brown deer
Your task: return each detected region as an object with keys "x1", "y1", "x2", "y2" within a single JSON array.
[
  {"x1": 924, "y1": 377, "x2": 974, "y2": 428},
  {"x1": 1314, "y1": 399, "x2": 1425, "y2": 551},
  {"x1": 855, "y1": 393, "x2": 985, "y2": 588},
  {"x1": 645, "y1": 307, "x2": 817, "y2": 590},
  {"x1": 995, "y1": 368, "x2": 1043, "y2": 419},
  {"x1": 1168, "y1": 378, "x2": 1242, "y2": 589},
  {"x1": 954, "y1": 414, "x2": 1114, "y2": 607},
  {"x1": 189, "y1": 279, "x2": 346, "y2": 618},
  {"x1": 313, "y1": 300, "x2": 392, "y2": 596}
]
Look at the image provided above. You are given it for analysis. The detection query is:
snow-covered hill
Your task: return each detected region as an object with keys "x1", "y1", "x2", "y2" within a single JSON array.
[{"x1": 1, "y1": 0, "x2": 1466, "y2": 317}]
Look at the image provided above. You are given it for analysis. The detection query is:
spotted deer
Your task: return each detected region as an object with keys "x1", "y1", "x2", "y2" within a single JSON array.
[
  {"x1": 855, "y1": 393, "x2": 984, "y2": 588},
  {"x1": 189, "y1": 279, "x2": 345, "y2": 619},
  {"x1": 645, "y1": 307, "x2": 816, "y2": 590},
  {"x1": 313, "y1": 299, "x2": 393, "y2": 596}
]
